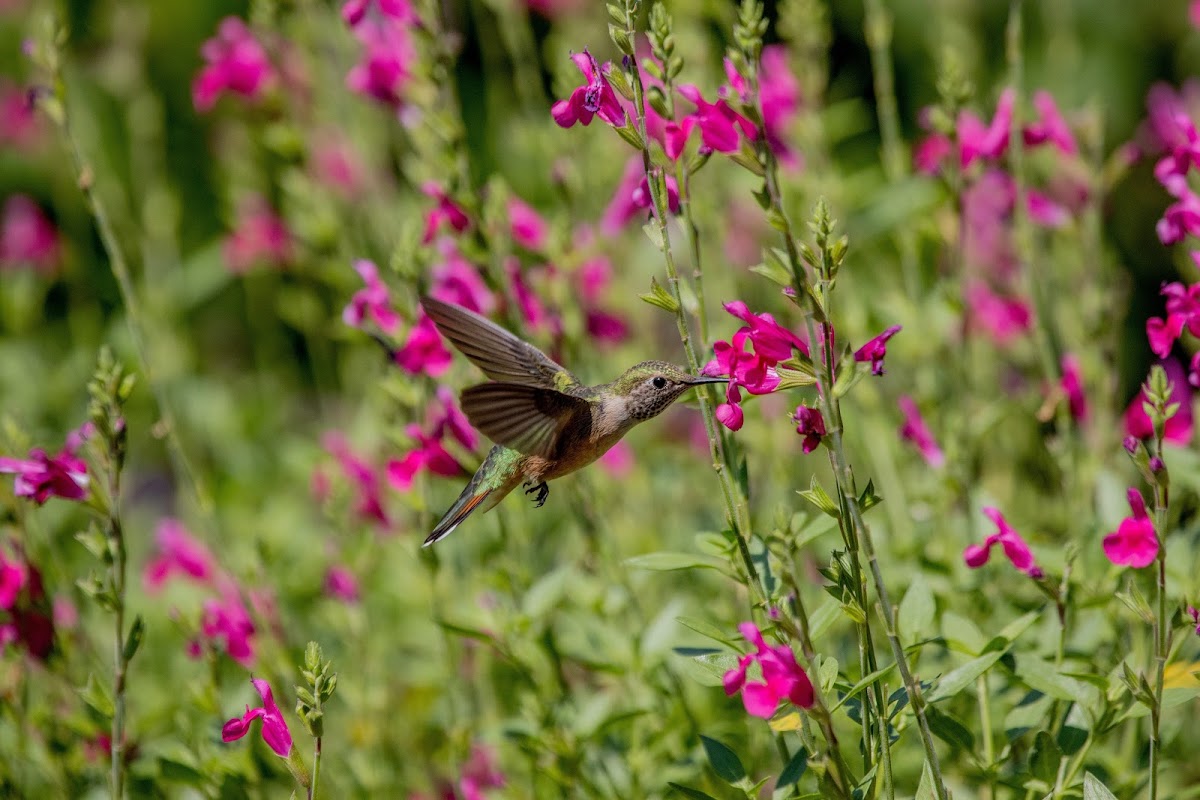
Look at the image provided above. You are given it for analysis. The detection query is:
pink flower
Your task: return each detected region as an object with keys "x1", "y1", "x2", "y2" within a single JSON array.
[
  {"x1": 223, "y1": 197, "x2": 292, "y2": 273},
  {"x1": 431, "y1": 248, "x2": 494, "y2": 315},
  {"x1": 222, "y1": 678, "x2": 293, "y2": 757},
  {"x1": 721, "y1": 46, "x2": 801, "y2": 168},
  {"x1": 898, "y1": 396, "x2": 944, "y2": 468},
  {"x1": 1146, "y1": 281, "x2": 1200, "y2": 356},
  {"x1": 504, "y1": 259, "x2": 558, "y2": 336},
  {"x1": 1059, "y1": 354, "x2": 1088, "y2": 422},
  {"x1": 676, "y1": 84, "x2": 757, "y2": 154},
  {"x1": 394, "y1": 313, "x2": 453, "y2": 376},
  {"x1": 459, "y1": 743, "x2": 506, "y2": 800},
  {"x1": 914, "y1": 132, "x2": 953, "y2": 175},
  {"x1": 430, "y1": 386, "x2": 479, "y2": 452},
  {"x1": 143, "y1": 519, "x2": 217, "y2": 592},
  {"x1": 1022, "y1": 91, "x2": 1077, "y2": 155},
  {"x1": 1102, "y1": 489, "x2": 1159, "y2": 568},
  {"x1": 0, "y1": 551, "x2": 25, "y2": 610},
  {"x1": 341, "y1": 0, "x2": 417, "y2": 26},
  {"x1": 962, "y1": 169, "x2": 1018, "y2": 279},
  {"x1": 421, "y1": 183, "x2": 471, "y2": 244},
  {"x1": 958, "y1": 88, "x2": 1014, "y2": 169},
  {"x1": 1187, "y1": 605, "x2": 1200, "y2": 636},
  {"x1": 509, "y1": 198, "x2": 548, "y2": 251},
  {"x1": 601, "y1": 158, "x2": 680, "y2": 234},
  {"x1": 1191, "y1": 351, "x2": 1200, "y2": 389},
  {"x1": 0, "y1": 436, "x2": 89, "y2": 505},
  {"x1": 1157, "y1": 189, "x2": 1200, "y2": 245},
  {"x1": 323, "y1": 432, "x2": 390, "y2": 526},
  {"x1": 324, "y1": 565, "x2": 360, "y2": 603},
  {"x1": 793, "y1": 406, "x2": 826, "y2": 454},
  {"x1": 551, "y1": 50, "x2": 626, "y2": 128},
  {"x1": 964, "y1": 281, "x2": 1031, "y2": 345},
  {"x1": 200, "y1": 591, "x2": 257, "y2": 666},
  {"x1": 0, "y1": 80, "x2": 41, "y2": 151},
  {"x1": 723, "y1": 622, "x2": 814, "y2": 718},
  {"x1": 1027, "y1": 190, "x2": 1070, "y2": 228},
  {"x1": 706, "y1": 301, "x2": 806, "y2": 430},
  {"x1": 386, "y1": 424, "x2": 464, "y2": 491},
  {"x1": 192, "y1": 17, "x2": 275, "y2": 112},
  {"x1": 1124, "y1": 359, "x2": 1194, "y2": 445},
  {"x1": 311, "y1": 134, "x2": 366, "y2": 198},
  {"x1": 346, "y1": 19, "x2": 415, "y2": 112},
  {"x1": 598, "y1": 439, "x2": 634, "y2": 477},
  {"x1": 343, "y1": 259, "x2": 401, "y2": 335},
  {"x1": 575, "y1": 257, "x2": 628, "y2": 345},
  {"x1": 964, "y1": 508, "x2": 1043, "y2": 579},
  {"x1": 854, "y1": 325, "x2": 902, "y2": 376},
  {"x1": 0, "y1": 195, "x2": 60, "y2": 272}
]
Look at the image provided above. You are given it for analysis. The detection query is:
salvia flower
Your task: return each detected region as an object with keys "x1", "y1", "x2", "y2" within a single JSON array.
[
  {"x1": 723, "y1": 622, "x2": 815, "y2": 718},
  {"x1": 387, "y1": 424, "x2": 465, "y2": 491},
  {"x1": 706, "y1": 301, "x2": 806, "y2": 430},
  {"x1": 0, "y1": 551, "x2": 25, "y2": 610},
  {"x1": 1022, "y1": 90, "x2": 1077, "y2": 154},
  {"x1": 1146, "y1": 280, "x2": 1200, "y2": 357},
  {"x1": 459, "y1": 743, "x2": 506, "y2": 800},
  {"x1": 1102, "y1": 488, "x2": 1159, "y2": 568},
  {"x1": 1188, "y1": 605, "x2": 1200, "y2": 636},
  {"x1": 853, "y1": 325, "x2": 902, "y2": 376},
  {"x1": 0, "y1": 195, "x2": 59, "y2": 272},
  {"x1": 343, "y1": 259, "x2": 401, "y2": 335},
  {"x1": 431, "y1": 246, "x2": 495, "y2": 315},
  {"x1": 394, "y1": 313, "x2": 453, "y2": 377},
  {"x1": 964, "y1": 508, "x2": 1044, "y2": 579},
  {"x1": 143, "y1": 519, "x2": 217, "y2": 592},
  {"x1": 222, "y1": 678, "x2": 293, "y2": 757},
  {"x1": 192, "y1": 17, "x2": 275, "y2": 112},
  {"x1": 200, "y1": 590, "x2": 257, "y2": 667},
  {"x1": 793, "y1": 406, "x2": 826, "y2": 454},
  {"x1": 223, "y1": 197, "x2": 292, "y2": 273},
  {"x1": 551, "y1": 50, "x2": 625, "y2": 129},
  {"x1": 420, "y1": 183, "x2": 471, "y2": 244},
  {"x1": 1124, "y1": 359, "x2": 1194, "y2": 445},
  {"x1": 675, "y1": 83, "x2": 757, "y2": 154},
  {"x1": 1059, "y1": 354, "x2": 1089, "y2": 422},
  {"x1": 964, "y1": 281, "x2": 1032, "y2": 345},
  {"x1": 897, "y1": 396, "x2": 945, "y2": 468},
  {"x1": 508, "y1": 197, "x2": 548, "y2": 251},
  {"x1": 0, "y1": 80, "x2": 41, "y2": 151},
  {"x1": 324, "y1": 565, "x2": 360, "y2": 603},
  {"x1": 958, "y1": 88, "x2": 1015, "y2": 169},
  {"x1": 0, "y1": 432, "x2": 89, "y2": 505},
  {"x1": 345, "y1": 19, "x2": 415, "y2": 112},
  {"x1": 341, "y1": 0, "x2": 417, "y2": 26},
  {"x1": 721, "y1": 45, "x2": 802, "y2": 168},
  {"x1": 323, "y1": 433, "x2": 390, "y2": 527}
]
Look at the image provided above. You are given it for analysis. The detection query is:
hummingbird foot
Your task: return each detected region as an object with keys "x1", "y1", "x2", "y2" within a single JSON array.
[{"x1": 523, "y1": 480, "x2": 549, "y2": 508}]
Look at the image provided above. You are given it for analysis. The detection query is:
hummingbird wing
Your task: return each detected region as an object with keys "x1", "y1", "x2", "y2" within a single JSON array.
[
  {"x1": 421, "y1": 296, "x2": 578, "y2": 390},
  {"x1": 459, "y1": 382, "x2": 591, "y2": 459}
]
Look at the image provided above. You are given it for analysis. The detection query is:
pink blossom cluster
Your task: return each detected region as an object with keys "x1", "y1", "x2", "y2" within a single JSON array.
[
  {"x1": 963, "y1": 508, "x2": 1043, "y2": 580},
  {"x1": 1145, "y1": 280, "x2": 1200, "y2": 387},
  {"x1": 723, "y1": 622, "x2": 815, "y2": 718},
  {"x1": 387, "y1": 387, "x2": 477, "y2": 491},
  {"x1": 342, "y1": 0, "x2": 419, "y2": 114},
  {"x1": 192, "y1": 17, "x2": 276, "y2": 112},
  {"x1": 1102, "y1": 488, "x2": 1159, "y2": 569},
  {"x1": 1, "y1": 195, "x2": 60, "y2": 273},
  {"x1": 319, "y1": 432, "x2": 393, "y2": 528},
  {"x1": 1143, "y1": 82, "x2": 1200, "y2": 248},
  {"x1": 0, "y1": 423, "x2": 91, "y2": 505},
  {"x1": 0, "y1": 549, "x2": 55, "y2": 661}
]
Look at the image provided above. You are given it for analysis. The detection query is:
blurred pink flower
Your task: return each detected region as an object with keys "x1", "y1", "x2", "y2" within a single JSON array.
[
  {"x1": 1027, "y1": 189, "x2": 1070, "y2": 228},
  {"x1": 914, "y1": 131, "x2": 953, "y2": 175},
  {"x1": 324, "y1": 432, "x2": 390, "y2": 527},
  {"x1": 551, "y1": 50, "x2": 625, "y2": 129},
  {"x1": 1, "y1": 195, "x2": 60, "y2": 272},
  {"x1": 1146, "y1": 281, "x2": 1200, "y2": 356},
  {"x1": 459, "y1": 743, "x2": 506, "y2": 800},
  {"x1": 1102, "y1": 488, "x2": 1159, "y2": 568},
  {"x1": 430, "y1": 386, "x2": 479, "y2": 451},
  {"x1": 192, "y1": 17, "x2": 275, "y2": 112},
  {"x1": 341, "y1": 0, "x2": 417, "y2": 26},
  {"x1": 0, "y1": 80, "x2": 40, "y2": 150},
  {"x1": 222, "y1": 678, "x2": 293, "y2": 757},
  {"x1": 421, "y1": 183, "x2": 471, "y2": 244},
  {"x1": 722, "y1": 45, "x2": 802, "y2": 168},
  {"x1": 1060, "y1": 354, "x2": 1089, "y2": 423},
  {"x1": 386, "y1": 424, "x2": 464, "y2": 491},
  {"x1": 675, "y1": 83, "x2": 757, "y2": 154},
  {"x1": 395, "y1": 313, "x2": 453, "y2": 376},
  {"x1": 964, "y1": 281, "x2": 1031, "y2": 345},
  {"x1": 601, "y1": 157, "x2": 680, "y2": 234},
  {"x1": 1022, "y1": 91, "x2": 1077, "y2": 155},
  {"x1": 575, "y1": 257, "x2": 628, "y2": 344},
  {"x1": 1124, "y1": 359, "x2": 1193, "y2": 445},
  {"x1": 958, "y1": 88, "x2": 1014, "y2": 169},
  {"x1": 0, "y1": 551, "x2": 25, "y2": 610},
  {"x1": 723, "y1": 622, "x2": 814, "y2": 718},
  {"x1": 143, "y1": 518, "x2": 217, "y2": 592},
  {"x1": 311, "y1": 135, "x2": 366, "y2": 197},
  {"x1": 898, "y1": 396, "x2": 944, "y2": 468},
  {"x1": 223, "y1": 197, "x2": 292, "y2": 273},
  {"x1": 505, "y1": 259, "x2": 558, "y2": 335},
  {"x1": 0, "y1": 431, "x2": 89, "y2": 505},
  {"x1": 598, "y1": 439, "x2": 634, "y2": 477},
  {"x1": 1187, "y1": 605, "x2": 1200, "y2": 636},
  {"x1": 324, "y1": 565, "x2": 360, "y2": 603},
  {"x1": 792, "y1": 406, "x2": 826, "y2": 454},
  {"x1": 346, "y1": 19, "x2": 415, "y2": 112},
  {"x1": 705, "y1": 301, "x2": 806, "y2": 430},
  {"x1": 964, "y1": 508, "x2": 1043, "y2": 579},
  {"x1": 1156, "y1": 188, "x2": 1200, "y2": 245},
  {"x1": 343, "y1": 259, "x2": 401, "y2": 335},
  {"x1": 200, "y1": 590, "x2": 257, "y2": 666},
  {"x1": 526, "y1": 0, "x2": 588, "y2": 16},
  {"x1": 962, "y1": 169, "x2": 1018, "y2": 279},
  {"x1": 431, "y1": 247, "x2": 495, "y2": 315},
  {"x1": 854, "y1": 325, "x2": 902, "y2": 376},
  {"x1": 509, "y1": 197, "x2": 548, "y2": 251},
  {"x1": 52, "y1": 595, "x2": 78, "y2": 629}
]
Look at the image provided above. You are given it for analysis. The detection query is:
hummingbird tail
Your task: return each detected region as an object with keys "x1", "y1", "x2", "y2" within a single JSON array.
[{"x1": 424, "y1": 488, "x2": 493, "y2": 547}]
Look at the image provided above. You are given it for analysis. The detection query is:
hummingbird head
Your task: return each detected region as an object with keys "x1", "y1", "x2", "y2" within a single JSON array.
[{"x1": 613, "y1": 361, "x2": 728, "y2": 422}]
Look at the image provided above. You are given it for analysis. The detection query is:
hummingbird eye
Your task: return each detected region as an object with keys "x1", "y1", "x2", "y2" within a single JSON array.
[{"x1": 652, "y1": 376, "x2": 668, "y2": 389}]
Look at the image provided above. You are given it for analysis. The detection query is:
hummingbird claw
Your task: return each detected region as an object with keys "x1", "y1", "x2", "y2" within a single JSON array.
[{"x1": 524, "y1": 480, "x2": 549, "y2": 508}]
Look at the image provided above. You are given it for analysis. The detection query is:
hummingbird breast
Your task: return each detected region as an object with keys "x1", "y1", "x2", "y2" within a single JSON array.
[{"x1": 521, "y1": 396, "x2": 631, "y2": 482}]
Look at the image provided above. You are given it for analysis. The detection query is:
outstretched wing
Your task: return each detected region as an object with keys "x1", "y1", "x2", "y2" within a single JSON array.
[
  {"x1": 459, "y1": 382, "x2": 590, "y2": 459},
  {"x1": 421, "y1": 296, "x2": 576, "y2": 389}
]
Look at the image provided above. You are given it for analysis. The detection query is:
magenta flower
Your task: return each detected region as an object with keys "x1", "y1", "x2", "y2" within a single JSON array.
[
  {"x1": 223, "y1": 197, "x2": 292, "y2": 273},
  {"x1": 343, "y1": 259, "x2": 401, "y2": 335},
  {"x1": 430, "y1": 386, "x2": 479, "y2": 452},
  {"x1": 504, "y1": 259, "x2": 559, "y2": 336},
  {"x1": 1027, "y1": 189, "x2": 1070, "y2": 228},
  {"x1": 723, "y1": 622, "x2": 814, "y2": 718},
  {"x1": 421, "y1": 183, "x2": 471, "y2": 244},
  {"x1": 706, "y1": 301, "x2": 807, "y2": 430},
  {"x1": 1022, "y1": 90, "x2": 1077, "y2": 155},
  {"x1": 964, "y1": 508, "x2": 1044, "y2": 579},
  {"x1": 575, "y1": 257, "x2": 629, "y2": 345},
  {"x1": 0, "y1": 195, "x2": 60, "y2": 273},
  {"x1": 1187, "y1": 605, "x2": 1200, "y2": 636},
  {"x1": 431, "y1": 247, "x2": 495, "y2": 315},
  {"x1": 509, "y1": 197, "x2": 548, "y2": 251},
  {"x1": 1059, "y1": 354, "x2": 1089, "y2": 422},
  {"x1": 459, "y1": 743, "x2": 506, "y2": 800},
  {"x1": 394, "y1": 313, "x2": 453, "y2": 377},
  {"x1": 598, "y1": 439, "x2": 634, "y2": 477},
  {"x1": 222, "y1": 678, "x2": 293, "y2": 758},
  {"x1": 1124, "y1": 359, "x2": 1194, "y2": 445},
  {"x1": 914, "y1": 132, "x2": 953, "y2": 175},
  {"x1": 0, "y1": 434, "x2": 89, "y2": 506},
  {"x1": 1102, "y1": 489, "x2": 1159, "y2": 568},
  {"x1": 897, "y1": 396, "x2": 944, "y2": 468},
  {"x1": 793, "y1": 406, "x2": 826, "y2": 454},
  {"x1": 143, "y1": 519, "x2": 217, "y2": 592},
  {"x1": 324, "y1": 565, "x2": 360, "y2": 603},
  {"x1": 0, "y1": 80, "x2": 41, "y2": 151},
  {"x1": 192, "y1": 17, "x2": 275, "y2": 112},
  {"x1": 200, "y1": 591, "x2": 257, "y2": 667},
  {"x1": 311, "y1": 134, "x2": 366, "y2": 198},
  {"x1": 601, "y1": 157, "x2": 680, "y2": 234},
  {"x1": 346, "y1": 19, "x2": 415, "y2": 112},
  {"x1": 341, "y1": 0, "x2": 417, "y2": 26},
  {"x1": 964, "y1": 281, "x2": 1031, "y2": 345},
  {"x1": 958, "y1": 88, "x2": 1014, "y2": 169},
  {"x1": 323, "y1": 432, "x2": 390, "y2": 527},
  {"x1": 1156, "y1": 189, "x2": 1200, "y2": 245},
  {"x1": 551, "y1": 50, "x2": 626, "y2": 129},
  {"x1": 0, "y1": 551, "x2": 25, "y2": 610},
  {"x1": 386, "y1": 424, "x2": 464, "y2": 491},
  {"x1": 853, "y1": 325, "x2": 902, "y2": 376},
  {"x1": 1146, "y1": 280, "x2": 1200, "y2": 357},
  {"x1": 721, "y1": 45, "x2": 802, "y2": 168},
  {"x1": 675, "y1": 83, "x2": 757, "y2": 154}
]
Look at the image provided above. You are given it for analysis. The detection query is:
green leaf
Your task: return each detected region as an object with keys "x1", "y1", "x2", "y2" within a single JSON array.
[
  {"x1": 1029, "y1": 730, "x2": 1062, "y2": 784},
  {"x1": 639, "y1": 275, "x2": 679, "y2": 312},
  {"x1": 676, "y1": 617, "x2": 739, "y2": 648},
  {"x1": 776, "y1": 747, "x2": 808, "y2": 789},
  {"x1": 625, "y1": 552, "x2": 724, "y2": 572},
  {"x1": 830, "y1": 664, "x2": 897, "y2": 712},
  {"x1": 925, "y1": 705, "x2": 974, "y2": 751},
  {"x1": 680, "y1": 652, "x2": 742, "y2": 687},
  {"x1": 808, "y1": 598, "x2": 842, "y2": 640},
  {"x1": 122, "y1": 615, "x2": 145, "y2": 662},
  {"x1": 927, "y1": 652, "x2": 1002, "y2": 703},
  {"x1": 798, "y1": 476, "x2": 839, "y2": 518},
  {"x1": 1014, "y1": 654, "x2": 1101, "y2": 718},
  {"x1": 914, "y1": 761, "x2": 935, "y2": 800},
  {"x1": 700, "y1": 735, "x2": 746, "y2": 784},
  {"x1": 78, "y1": 674, "x2": 115, "y2": 718},
  {"x1": 1083, "y1": 772, "x2": 1119, "y2": 800},
  {"x1": 941, "y1": 612, "x2": 986, "y2": 656},
  {"x1": 669, "y1": 784, "x2": 718, "y2": 800},
  {"x1": 898, "y1": 574, "x2": 935, "y2": 644}
]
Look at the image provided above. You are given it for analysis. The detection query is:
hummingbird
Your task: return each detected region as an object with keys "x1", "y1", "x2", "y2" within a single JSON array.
[{"x1": 419, "y1": 296, "x2": 728, "y2": 546}]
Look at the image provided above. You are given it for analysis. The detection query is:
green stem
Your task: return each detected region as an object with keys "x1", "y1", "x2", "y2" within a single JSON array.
[
  {"x1": 308, "y1": 736, "x2": 322, "y2": 800},
  {"x1": 1149, "y1": 479, "x2": 1168, "y2": 800},
  {"x1": 979, "y1": 674, "x2": 996, "y2": 800}
]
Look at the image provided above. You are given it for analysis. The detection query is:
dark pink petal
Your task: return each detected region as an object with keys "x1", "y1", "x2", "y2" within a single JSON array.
[
  {"x1": 715, "y1": 402, "x2": 744, "y2": 431},
  {"x1": 741, "y1": 681, "x2": 781, "y2": 718},
  {"x1": 222, "y1": 707, "x2": 265, "y2": 742},
  {"x1": 1059, "y1": 354, "x2": 1089, "y2": 423},
  {"x1": 897, "y1": 395, "x2": 945, "y2": 468},
  {"x1": 1103, "y1": 517, "x2": 1159, "y2": 568},
  {"x1": 963, "y1": 540, "x2": 994, "y2": 568},
  {"x1": 723, "y1": 654, "x2": 753, "y2": 696}
]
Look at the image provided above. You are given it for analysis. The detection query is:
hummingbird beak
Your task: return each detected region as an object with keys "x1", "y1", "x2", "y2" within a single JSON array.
[{"x1": 686, "y1": 375, "x2": 730, "y2": 385}]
